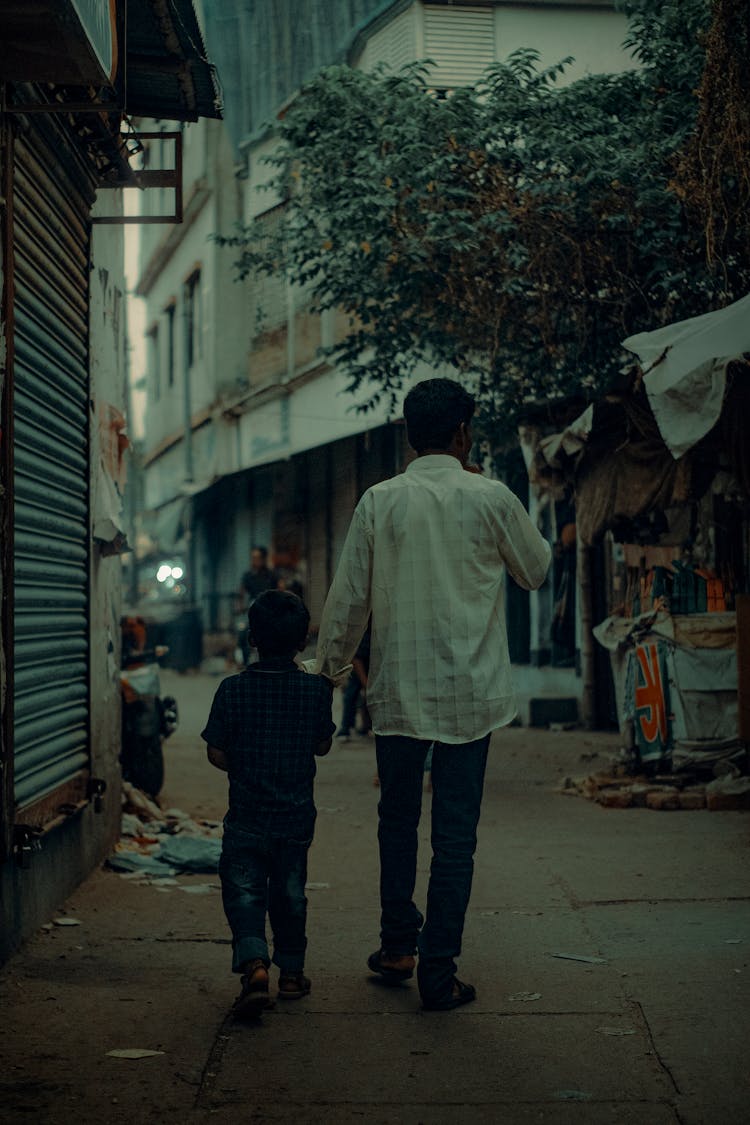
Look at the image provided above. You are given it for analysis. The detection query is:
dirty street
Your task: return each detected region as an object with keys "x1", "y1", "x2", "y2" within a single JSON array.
[{"x1": 2, "y1": 669, "x2": 749, "y2": 1123}]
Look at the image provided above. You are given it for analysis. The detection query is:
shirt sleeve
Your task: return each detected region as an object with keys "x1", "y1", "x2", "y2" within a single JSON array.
[
  {"x1": 201, "y1": 680, "x2": 230, "y2": 750},
  {"x1": 315, "y1": 501, "x2": 373, "y2": 680},
  {"x1": 494, "y1": 487, "x2": 552, "y2": 591}
]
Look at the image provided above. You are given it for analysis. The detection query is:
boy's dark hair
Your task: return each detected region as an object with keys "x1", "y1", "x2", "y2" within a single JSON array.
[
  {"x1": 248, "y1": 589, "x2": 310, "y2": 656},
  {"x1": 402, "y1": 378, "x2": 475, "y2": 453}
]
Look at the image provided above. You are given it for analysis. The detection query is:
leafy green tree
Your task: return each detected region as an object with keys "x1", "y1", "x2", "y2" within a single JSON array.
[{"x1": 221, "y1": 0, "x2": 746, "y2": 444}]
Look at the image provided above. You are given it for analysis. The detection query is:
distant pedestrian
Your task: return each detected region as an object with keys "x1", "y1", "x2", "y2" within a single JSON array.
[
  {"x1": 235, "y1": 546, "x2": 279, "y2": 664},
  {"x1": 239, "y1": 545, "x2": 278, "y2": 604},
  {"x1": 315, "y1": 377, "x2": 551, "y2": 1010},
  {"x1": 203, "y1": 590, "x2": 335, "y2": 1018}
]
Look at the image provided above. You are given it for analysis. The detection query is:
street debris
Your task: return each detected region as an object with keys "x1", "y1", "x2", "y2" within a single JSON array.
[
  {"x1": 557, "y1": 762, "x2": 750, "y2": 811},
  {"x1": 108, "y1": 853, "x2": 179, "y2": 876},
  {"x1": 507, "y1": 992, "x2": 542, "y2": 1002},
  {"x1": 106, "y1": 1048, "x2": 165, "y2": 1060},
  {"x1": 177, "y1": 883, "x2": 220, "y2": 894},
  {"x1": 121, "y1": 781, "x2": 164, "y2": 822},
  {"x1": 598, "y1": 1027, "x2": 636, "y2": 1036},
  {"x1": 158, "y1": 836, "x2": 222, "y2": 872},
  {"x1": 554, "y1": 1090, "x2": 591, "y2": 1101},
  {"x1": 108, "y1": 785, "x2": 225, "y2": 880},
  {"x1": 551, "y1": 952, "x2": 607, "y2": 965},
  {"x1": 52, "y1": 917, "x2": 82, "y2": 927},
  {"x1": 305, "y1": 882, "x2": 330, "y2": 889}
]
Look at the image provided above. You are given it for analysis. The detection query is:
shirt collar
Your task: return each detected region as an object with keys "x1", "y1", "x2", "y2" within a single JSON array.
[
  {"x1": 405, "y1": 454, "x2": 464, "y2": 473},
  {"x1": 248, "y1": 657, "x2": 299, "y2": 672}
]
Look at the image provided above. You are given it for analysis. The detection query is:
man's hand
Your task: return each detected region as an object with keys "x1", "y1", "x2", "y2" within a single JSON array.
[{"x1": 299, "y1": 658, "x2": 353, "y2": 687}]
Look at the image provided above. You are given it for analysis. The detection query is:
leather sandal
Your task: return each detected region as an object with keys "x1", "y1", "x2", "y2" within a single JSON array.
[
  {"x1": 367, "y1": 949, "x2": 415, "y2": 982},
  {"x1": 278, "y1": 971, "x2": 311, "y2": 999},
  {"x1": 233, "y1": 958, "x2": 271, "y2": 1018},
  {"x1": 421, "y1": 978, "x2": 476, "y2": 1011}
]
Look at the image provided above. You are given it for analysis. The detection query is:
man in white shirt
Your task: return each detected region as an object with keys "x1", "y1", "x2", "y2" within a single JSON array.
[{"x1": 316, "y1": 377, "x2": 551, "y2": 1010}]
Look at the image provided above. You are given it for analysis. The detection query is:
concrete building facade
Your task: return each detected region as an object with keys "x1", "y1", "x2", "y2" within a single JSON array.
[{"x1": 133, "y1": 1, "x2": 635, "y2": 707}]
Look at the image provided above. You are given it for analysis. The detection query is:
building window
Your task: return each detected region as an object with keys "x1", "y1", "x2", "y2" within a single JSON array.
[
  {"x1": 165, "y1": 301, "x2": 176, "y2": 387},
  {"x1": 147, "y1": 323, "x2": 160, "y2": 402},
  {"x1": 253, "y1": 207, "x2": 286, "y2": 335},
  {"x1": 184, "y1": 270, "x2": 202, "y2": 369}
]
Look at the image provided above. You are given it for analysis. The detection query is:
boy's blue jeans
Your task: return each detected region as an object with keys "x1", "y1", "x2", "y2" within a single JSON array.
[
  {"x1": 375, "y1": 733, "x2": 490, "y2": 1000},
  {"x1": 219, "y1": 821, "x2": 309, "y2": 973}
]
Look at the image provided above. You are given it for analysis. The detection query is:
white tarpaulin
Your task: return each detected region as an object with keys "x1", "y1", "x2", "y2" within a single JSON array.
[{"x1": 622, "y1": 292, "x2": 750, "y2": 459}]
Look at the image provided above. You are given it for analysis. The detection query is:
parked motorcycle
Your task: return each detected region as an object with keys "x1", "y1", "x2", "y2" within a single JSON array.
[{"x1": 120, "y1": 616, "x2": 178, "y2": 799}]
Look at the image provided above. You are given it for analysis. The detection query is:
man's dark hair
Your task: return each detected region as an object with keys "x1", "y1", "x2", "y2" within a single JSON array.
[
  {"x1": 251, "y1": 545, "x2": 268, "y2": 559},
  {"x1": 402, "y1": 378, "x2": 475, "y2": 453},
  {"x1": 248, "y1": 589, "x2": 309, "y2": 657}
]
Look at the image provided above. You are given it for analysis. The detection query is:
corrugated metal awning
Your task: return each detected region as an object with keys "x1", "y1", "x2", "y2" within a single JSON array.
[{"x1": 126, "y1": 0, "x2": 222, "y2": 121}]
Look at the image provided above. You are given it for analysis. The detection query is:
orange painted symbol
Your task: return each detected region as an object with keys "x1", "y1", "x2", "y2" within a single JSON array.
[{"x1": 634, "y1": 644, "x2": 668, "y2": 744}]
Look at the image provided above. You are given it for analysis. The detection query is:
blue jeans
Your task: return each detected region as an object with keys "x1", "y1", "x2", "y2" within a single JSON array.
[
  {"x1": 219, "y1": 822, "x2": 309, "y2": 973},
  {"x1": 375, "y1": 733, "x2": 490, "y2": 1000}
]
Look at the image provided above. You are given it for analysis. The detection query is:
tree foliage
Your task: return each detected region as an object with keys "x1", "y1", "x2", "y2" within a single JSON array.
[
  {"x1": 220, "y1": 0, "x2": 748, "y2": 444},
  {"x1": 673, "y1": 0, "x2": 750, "y2": 275}
]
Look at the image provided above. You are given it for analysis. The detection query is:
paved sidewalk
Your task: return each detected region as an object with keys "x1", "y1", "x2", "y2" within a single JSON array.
[{"x1": 1, "y1": 670, "x2": 748, "y2": 1124}]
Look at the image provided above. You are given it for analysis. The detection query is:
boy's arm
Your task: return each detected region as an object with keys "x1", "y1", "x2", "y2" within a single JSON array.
[
  {"x1": 201, "y1": 681, "x2": 230, "y2": 771},
  {"x1": 314, "y1": 680, "x2": 337, "y2": 756},
  {"x1": 207, "y1": 745, "x2": 229, "y2": 771}
]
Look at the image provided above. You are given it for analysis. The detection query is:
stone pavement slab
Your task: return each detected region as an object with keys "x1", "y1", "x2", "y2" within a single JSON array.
[{"x1": 201, "y1": 1010, "x2": 673, "y2": 1119}]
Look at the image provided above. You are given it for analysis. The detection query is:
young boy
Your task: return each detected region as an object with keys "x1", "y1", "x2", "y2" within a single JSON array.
[{"x1": 202, "y1": 589, "x2": 335, "y2": 1018}]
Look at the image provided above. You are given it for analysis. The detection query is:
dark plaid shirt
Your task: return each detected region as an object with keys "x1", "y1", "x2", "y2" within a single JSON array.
[{"x1": 201, "y1": 660, "x2": 335, "y2": 843}]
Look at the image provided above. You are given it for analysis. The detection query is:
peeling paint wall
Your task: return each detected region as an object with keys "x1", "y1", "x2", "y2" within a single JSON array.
[{"x1": 88, "y1": 196, "x2": 129, "y2": 862}]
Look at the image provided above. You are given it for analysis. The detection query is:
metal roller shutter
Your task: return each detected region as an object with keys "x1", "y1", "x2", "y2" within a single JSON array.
[{"x1": 12, "y1": 119, "x2": 92, "y2": 812}]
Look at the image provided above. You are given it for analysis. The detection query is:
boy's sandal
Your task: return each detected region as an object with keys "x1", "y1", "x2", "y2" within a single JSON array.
[
  {"x1": 278, "y1": 971, "x2": 311, "y2": 999},
  {"x1": 233, "y1": 959, "x2": 271, "y2": 1019},
  {"x1": 421, "y1": 978, "x2": 476, "y2": 1011},
  {"x1": 367, "y1": 949, "x2": 415, "y2": 982}
]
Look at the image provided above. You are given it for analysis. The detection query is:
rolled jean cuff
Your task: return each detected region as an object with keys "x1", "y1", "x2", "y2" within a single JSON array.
[{"x1": 232, "y1": 936, "x2": 270, "y2": 973}]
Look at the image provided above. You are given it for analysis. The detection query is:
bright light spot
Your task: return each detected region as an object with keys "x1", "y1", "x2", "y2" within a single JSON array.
[
  {"x1": 165, "y1": 577, "x2": 176, "y2": 589},
  {"x1": 171, "y1": 566, "x2": 184, "y2": 579},
  {"x1": 157, "y1": 564, "x2": 172, "y2": 582}
]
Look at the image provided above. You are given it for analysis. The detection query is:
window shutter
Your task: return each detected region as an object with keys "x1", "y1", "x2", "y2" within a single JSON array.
[{"x1": 423, "y1": 4, "x2": 495, "y2": 88}]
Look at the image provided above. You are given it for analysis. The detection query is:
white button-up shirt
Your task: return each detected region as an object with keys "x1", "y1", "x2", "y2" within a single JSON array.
[{"x1": 315, "y1": 454, "x2": 551, "y2": 743}]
